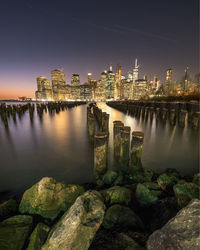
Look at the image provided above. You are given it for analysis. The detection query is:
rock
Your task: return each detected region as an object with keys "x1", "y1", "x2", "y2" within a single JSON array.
[
  {"x1": 165, "y1": 168, "x2": 181, "y2": 179},
  {"x1": 147, "y1": 199, "x2": 200, "y2": 250},
  {"x1": 103, "y1": 204, "x2": 144, "y2": 230},
  {"x1": 157, "y1": 173, "x2": 178, "y2": 191},
  {"x1": 143, "y1": 182, "x2": 160, "y2": 190},
  {"x1": 143, "y1": 168, "x2": 155, "y2": 182},
  {"x1": 150, "y1": 197, "x2": 178, "y2": 232},
  {"x1": 173, "y1": 182, "x2": 199, "y2": 208},
  {"x1": 113, "y1": 174, "x2": 124, "y2": 186},
  {"x1": 193, "y1": 173, "x2": 200, "y2": 186},
  {"x1": 0, "y1": 199, "x2": 18, "y2": 221},
  {"x1": 102, "y1": 186, "x2": 132, "y2": 205},
  {"x1": 128, "y1": 168, "x2": 155, "y2": 184},
  {"x1": 0, "y1": 215, "x2": 33, "y2": 250},
  {"x1": 42, "y1": 190, "x2": 105, "y2": 250},
  {"x1": 102, "y1": 170, "x2": 118, "y2": 186},
  {"x1": 27, "y1": 223, "x2": 50, "y2": 250},
  {"x1": 19, "y1": 177, "x2": 84, "y2": 220},
  {"x1": 136, "y1": 184, "x2": 158, "y2": 207},
  {"x1": 116, "y1": 233, "x2": 144, "y2": 250}
]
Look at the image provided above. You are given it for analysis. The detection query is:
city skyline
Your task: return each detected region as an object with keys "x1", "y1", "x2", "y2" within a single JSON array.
[{"x1": 0, "y1": 0, "x2": 198, "y2": 98}]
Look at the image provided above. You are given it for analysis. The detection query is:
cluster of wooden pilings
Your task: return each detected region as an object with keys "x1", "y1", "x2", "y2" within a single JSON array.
[
  {"x1": 0, "y1": 101, "x2": 86, "y2": 128},
  {"x1": 87, "y1": 103, "x2": 110, "y2": 142},
  {"x1": 92, "y1": 116, "x2": 144, "y2": 181},
  {"x1": 36, "y1": 101, "x2": 86, "y2": 118},
  {"x1": 107, "y1": 101, "x2": 200, "y2": 129},
  {"x1": 0, "y1": 103, "x2": 33, "y2": 128}
]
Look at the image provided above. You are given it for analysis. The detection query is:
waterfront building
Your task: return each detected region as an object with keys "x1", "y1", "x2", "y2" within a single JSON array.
[
  {"x1": 95, "y1": 73, "x2": 106, "y2": 100},
  {"x1": 35, "y1": 76, "x2": 52, "y2": 101},
  {"x1": 51, "y1": 69, "x2": 68, "y2": 101},
  {"x1": 133, "y1": 79, "x2": 148, "y2": 99},
  {"x1": 122, "y1": 80, "x2": 133, "y2": 99},
  {"x1": 127, "y1": 71, "x2": 133, "y2": 82},
  {"x1": 80, "y1": 83, "x2": 92, "y2": 100}
]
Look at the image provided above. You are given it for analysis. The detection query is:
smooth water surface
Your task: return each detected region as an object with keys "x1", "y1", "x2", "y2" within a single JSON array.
[{"x1": 0, "y1": 102, "x2": 199, "y2": 196}]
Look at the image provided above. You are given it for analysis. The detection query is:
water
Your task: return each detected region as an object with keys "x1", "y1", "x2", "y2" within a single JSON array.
[{"x1": 0, "y1": 102, "x2": 199, "y2": 196}]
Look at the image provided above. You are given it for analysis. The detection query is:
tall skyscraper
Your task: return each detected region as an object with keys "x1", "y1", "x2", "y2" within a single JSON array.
[
  {"x1": 106, "y1": 66, "x2": 115, "y2": 99},
  {"x1": 88, "y1": 73, "x2": 92, "y2": 83},
  {"x1": 133, "y1": 58, "x2": 139, "y2": 82},
  {"x1": 165, "y1": 68, "x2": 173, "y2": 93}
]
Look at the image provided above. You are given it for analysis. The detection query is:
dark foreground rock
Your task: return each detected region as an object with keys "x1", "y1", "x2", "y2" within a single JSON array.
[
  {"x1": 19, "y1": 177, "x2": 84, "y2": 220},
  {"x1": 0, "y1": 215, "x2": 33, "y2": 250},
  {"x1": 103, "y1": 204, "x2": 144, "y2": 230},
  {"x1": 27, "y1": 222, "x2": 50, "y2": 250},
  {"x1": 0, "y1": 198, "x2": 18, "y2": 221},
  {"x1": 42, "y1": 190, "x2": 105, "y2": 250},
  {"x1": 102, "y1": 186, "x2": 132, "y2": 205},
  {"x1": 147, "y1": 199, "x2": 200, "y2": 250}
]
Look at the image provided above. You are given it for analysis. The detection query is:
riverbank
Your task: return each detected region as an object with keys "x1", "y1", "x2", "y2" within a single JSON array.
[{"x1": 0, "y1": 167, "x2": 199, "y2": 249}]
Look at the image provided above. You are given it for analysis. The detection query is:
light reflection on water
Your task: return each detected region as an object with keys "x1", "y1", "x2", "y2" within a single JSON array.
[{"x1": 0, "y1": 102, "x2": 199, "y2": 195}]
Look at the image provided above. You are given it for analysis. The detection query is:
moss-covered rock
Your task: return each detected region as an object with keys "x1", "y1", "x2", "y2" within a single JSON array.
[
  {"x1": 19, "y1": 177, "x2": 84, "y2": 220},
  {"x1": 173, "y1": 182, "x2": 200, "y2": 208},
  {"x1": 157, "y1": 173, "x2": 178, "y2": 191},
  {"x1": 102, "y1": 170, "x2": 118, "y2": 186},
  {"x1": 128, "y1": 168, "x2": 155, "y2": 184},
  {"x1": 103, "y1": 204, "x2": 143, "y2": 230},
  {"x1": 42, "y1": 190, "x2": 105, "y2": 250},
  {"x1": 27, "y1": 223, "x2": 50, "y2": 250},
  {"x1": 0, "y1": 199, "x2": 18, "y2": 221},
  {"x1": 136, "y1": 183, "x2": 158, "y2": 207},
  {"x1": 165, "y1": 168, "x2": 181, "y2": 179},
  {"x1": 193, "y1": 173, "x2": 200, "y2": 186},
  {"x1": 143, "y1": 182, "x2": 160, "y2": 190},
  {"x1": 116, "y1": 233, "x2": 145, "y2": 250},
  {"x1": 0, "y1": 215, "x2": 33, "y2": 250},
  {"x1": 102, "y1": 186, "x2": 132, "y2": 205}
]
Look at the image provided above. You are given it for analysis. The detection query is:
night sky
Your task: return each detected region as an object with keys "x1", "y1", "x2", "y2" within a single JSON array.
[{"x1": 0, "y1": 0, "x2": 198, "y2": 98}]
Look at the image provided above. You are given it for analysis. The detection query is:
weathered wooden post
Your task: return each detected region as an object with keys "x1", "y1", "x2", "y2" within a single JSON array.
[
  {"x1": 191, "y1": 112, "x2": 200, "y2": 130},
  {"x1": 156, "y1": 107, "x2": 160, "y2": 120},
  {"x1": 169, "y1": 109, "x2": 176, "y2": 126},
  {"x1": 113, "y1": 121, "x2": 124, "y2": 160},
  {"x1": 88, "y1": 114, "x2": 95, "y2": 142},
  {"x1": 178, "y1": 110, "x2": 187, "y2": 128},
  {"x1": 150, "y1": 107, "x2": 154, "y2": 120},
  {"x1": 161, "y1": 108, "x2": 168, "y2": 122},
  {"x1": 94, "y1": 132, "x2": 108, "y2": 179},
  {"x1": 119, "y1": 126, "x2": 131, "y2": 173},
  {"x1": 102, "y1": 112, "x2": 109, "y2": 134},
  {"x1": 130, "y1": 131, "x2": 144, "y2": 173}
]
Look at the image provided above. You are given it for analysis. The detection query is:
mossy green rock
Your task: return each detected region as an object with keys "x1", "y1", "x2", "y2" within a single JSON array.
[
  {"x1": 42, "y1": 190, "x2": 105, "y2": 250},
  {"x1": 27, "y1": 223, "x2": 50, "y2": 250},
  {"x1": 173, "y1": 182, "x2": 200, "y2": 208},
  {"x1": 157, "y1": 173, "x2": 178, "y2": 191},
  {"x1": 136, "y1": 184, "x2": 158, "y2": 206},
  {"x1": 193, "y1": 173, "x2": 200, "y2": 186},
  {"x1": 102, "y1": 186, "x2": 132, "y2": 205},
  {"x1": 0, "y1": 215, "x2": 33, "y2": 250},
  {"x1": 102, "y1": 170, "x2": 118, "y2": 186},
  {"x1": 103, "y1": 204, "x2": 144, "y2": 229},
  {"x1": 0, "y1": 199, "x2": 18, "y2": 220},
  {"x1": 143, "y1": 182, "x2": 160, "y2": 190},
  {"x1": 19, "y1": 177, "x2": 84, "y2": 220}
]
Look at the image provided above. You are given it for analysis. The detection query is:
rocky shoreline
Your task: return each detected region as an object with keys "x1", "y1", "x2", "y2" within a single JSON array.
[{"x1": 0, "y1": 168, "x2": 199, "y2": 250}]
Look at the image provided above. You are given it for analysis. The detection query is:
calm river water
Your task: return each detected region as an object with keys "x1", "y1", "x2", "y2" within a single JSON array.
[{"x1": 0, "y1": 102, "x2": 199, "y2": 197}]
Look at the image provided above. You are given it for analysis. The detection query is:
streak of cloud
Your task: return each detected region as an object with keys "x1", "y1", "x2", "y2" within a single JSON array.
[{"x1": 116, "y1": 25, "x2": 176, "y2": 43}]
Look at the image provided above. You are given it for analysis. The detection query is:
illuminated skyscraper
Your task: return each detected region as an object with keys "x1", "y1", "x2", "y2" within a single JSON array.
[
  {"x1": 133, "y1": 58, "x2": 139, "y2": 82},
  {"x1": 153, "y1": 74, "x2": 158, "y2": 89},
  {"x1": 106, "y1": 66, "x2": 115, "y2": 99},
  {"x1": 165, "y1": 68, "x2": 173, "y2": 93},
  {"x1": 88, "y1": 73, "x2": 92, "y2": 83},
  {"x1": 51, "y1": 69, "x2": 68, "y2": 100},
  {"x1": 35, "y1": 76, "x2": 52, "y2": 101},
  {"x1": 71, "y1": 74, "x2": 80, "y2": 99}
]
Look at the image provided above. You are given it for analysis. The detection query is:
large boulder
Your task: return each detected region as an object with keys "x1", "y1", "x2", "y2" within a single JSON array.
[
  {"x1": 27, "y1": 223, "x2": 50, "y2": 250},
  {"x1": 0, "y1": 215, "x2": 33, "y2": 250},
  {"x1": 136, "y1": 183, "x2": 158, "y2": 207},
  {"x1": 193, "y1": 173, "x2": 200, "y2": 186},
  {"x1": 102, "y1": 186, "x2": 132, "y2": 205},
  {"x1": 147, "y1": 199, "x2": 200, "y2": 250},
  {"x1": 42, "y1": 190, "x2": 105, "y2": 250},
  {"x1": 173, "y1": 182, "x2": 199, "y2": 208},
  {"x1": 0, "y1": 199, "x2": 18, "y2": 221},
  {"x1": 157, "y1": 173, "x2": 178, "y2": 191},
  {"x1": 102, "y1": 170, "x2": 118, "y2": 186},
  {"x1": 19, "y1": 177, "x2": 84, "y2": 220},
  {"x1": 103, "y1": 204, "x2": 144, "y2": 230}
]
